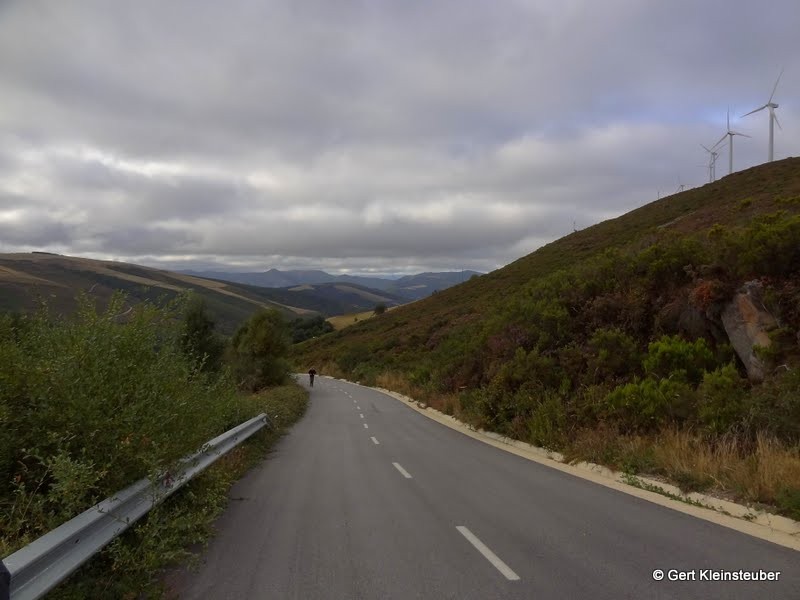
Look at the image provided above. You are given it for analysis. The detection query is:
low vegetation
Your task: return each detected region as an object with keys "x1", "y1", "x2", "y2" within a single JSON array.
[
  {"x1": 0, "y1": 292, "x2": 305, "y2": 597},
  {"x1": 289, "y1": 314, "x2": 334, "y2": 343},
  {"x1": 294, "y1": 158, "x2": 800, "y2": 518}
]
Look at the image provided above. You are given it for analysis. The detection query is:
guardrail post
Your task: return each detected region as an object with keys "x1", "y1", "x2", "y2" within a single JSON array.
[{"x1": 1, "y1": 560, "x2": 10, "y2": 600}]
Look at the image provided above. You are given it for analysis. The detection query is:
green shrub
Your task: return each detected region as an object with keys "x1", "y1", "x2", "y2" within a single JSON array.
[
  {"x1": 697, "y1": 364, "x2": 748, "y2": 434},
  {"x1": 587, "y1": 327, "x2": 641, "y2": 381},
  {"x1": 488, "y1": 347, "x2": 560, "y2": 397},
  {"x1": 776, "y1": 487, "x2": 800, "y2": 520},
  {"x1": 337, "y1": 343, "x2": 372, "y2": 373},
  {"x1": 289, "y1": 315, "x2": 334, "y2": 344},
  {"x1": 643, "y1": 335, "x2": 716, "y2": 385},
  {"x1": 619, "y1": 445, "x2": 658, "y2": 476},
  {"x1": 753, "y1": 327, "x2": 796, "y2": 368},
  {"x1": 181, "y1": 294, "x2": 225, "y2": 373},
  {"x1": 745, "y1": 367, "x2": 800, "y2": 442},
  {"x1": 527, "y1": 393, "x2": 567, "y2": 450},
  {"x1": 636, "y1": 236, "x2": 708, "y2": 288},
  {"x1": 603, "y1": 377, "x2": 697, "y2": 432},
  {"x1": 228, "y1": 309, "x2": 290, "y2": 391},
  {"x1": 741, "y1": 213, "x2": 800, "y2": 276}
]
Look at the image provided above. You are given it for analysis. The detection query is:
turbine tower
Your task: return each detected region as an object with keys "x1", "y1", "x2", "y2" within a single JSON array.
[
  {"x1": 701, "y1": 142, "x2": 724, "y2": 183},
  {"x1": 715, "y1": 108, "x2": 750, "y2": 175},
  {"x1": 741, "y1": 69, "x2": 784, "y2": 163}
]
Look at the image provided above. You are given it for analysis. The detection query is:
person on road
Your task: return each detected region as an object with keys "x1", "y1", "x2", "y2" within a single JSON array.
[{"x1": 308, "y1": 368, "x2": 317, "y2": 387}]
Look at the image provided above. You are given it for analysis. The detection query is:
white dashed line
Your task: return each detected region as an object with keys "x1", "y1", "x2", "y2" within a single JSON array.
[
  {"x1": 392, "y1": 462, "x2": 412, "y2": 479},
  {"x1": 360, "y1": 413, "x2": 364, "y2": 419},
  {"x1": 363, "y1": 423, "x2": 369, "y2": 429},
  {"x1": 456, "y1": 526, "x2": 520, "y2": 581},
  {"x1": 371, "y1": 437, "x2": 380, "y2": 445}
]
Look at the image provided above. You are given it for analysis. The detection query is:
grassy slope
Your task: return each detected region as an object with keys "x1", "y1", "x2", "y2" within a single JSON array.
[
  {"x1": 296, "y1": 158, "x2": 800, "y2": 368},
  {"x1": 326, "y1": 305, "x2": 402, "y2": 331}
]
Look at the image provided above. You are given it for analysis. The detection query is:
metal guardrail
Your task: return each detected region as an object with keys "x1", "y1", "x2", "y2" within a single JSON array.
[{"x1": 3, "y1": 413, "x2": 272, "y2": 600}]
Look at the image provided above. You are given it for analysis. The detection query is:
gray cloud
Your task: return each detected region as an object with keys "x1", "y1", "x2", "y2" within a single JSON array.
[{"x1": 0, "y1": 0, "x2": 798, "y2": 275}]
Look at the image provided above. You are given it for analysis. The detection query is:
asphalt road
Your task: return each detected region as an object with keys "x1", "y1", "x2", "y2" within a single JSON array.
[{"x1": 172, "y1": 377, "x2": 799, "y2": 599}]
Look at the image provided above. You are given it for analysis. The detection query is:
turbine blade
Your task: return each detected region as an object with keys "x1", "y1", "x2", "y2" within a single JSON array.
[
  {"x1": 731, "y1": 131, "x2": 751, "y2": 138},
  {"x1": 769, "y1": 67, "x2": 784, "y2": 103},
  {"x1": 700, "y1": 144, "x2": 712, "y2": 153},
  {"x1": 774, "y1": 112, "x2": 782, "y2": 130},
  {"x1": 741, "y1": 104, "x2": 767, "y2": 118},
  {"x1": 727, "y1": 106, "x2": 730, "y2": 130},
  {"x1": 714, "y1": 133, "x2": 728, "y2": 148}
]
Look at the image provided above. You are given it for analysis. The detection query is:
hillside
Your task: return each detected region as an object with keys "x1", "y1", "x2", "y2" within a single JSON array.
[
  {"x1": 297, "y1": 158, "x2": 800, "y2": 371},
  {"x1": 385, "y1": 270, "x2": 483, "y2": 300},
  {"x1": 294, "y1": 158, "x2": 800, "y2": 516},
  {"x1": 181, "y1": 268, "x2": 483, "y2": 301},
  {"x1": 0, "y1": 254, "x2": 317, "y2": 335},
  {"x1": 251, "y1": 282, "x2": 405, "y2": 315}
]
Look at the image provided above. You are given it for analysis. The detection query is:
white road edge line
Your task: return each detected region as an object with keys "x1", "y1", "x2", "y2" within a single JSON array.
[
  {"x1": 371, "y1": 437, "x2": 380, "y2": 445},
  {"x1": 392, "y1": 462, "x2": 412, "y2": 479},
  {"x1": 456, "y1": 526, "x2": 520, "y2": 581}
]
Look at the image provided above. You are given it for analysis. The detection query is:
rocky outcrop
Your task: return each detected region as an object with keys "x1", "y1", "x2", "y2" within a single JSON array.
[{"x1": 721, "y1": 281, "x2": 778, "y2": 382}]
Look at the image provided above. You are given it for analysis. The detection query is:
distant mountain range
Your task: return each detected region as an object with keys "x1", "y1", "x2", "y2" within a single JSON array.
[
  {"x1": 0, "y1": 254, "x2": 411, "y2": 335},
  {"x1": 180, "y1": 269, "x2": 484, "y2": 301}
]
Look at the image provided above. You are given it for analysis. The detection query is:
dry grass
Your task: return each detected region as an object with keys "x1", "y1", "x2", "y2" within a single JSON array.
[
  {"x1": 565, "y1": 426, "x2": 800, "y2": 507},
  {"x1": 652, "y1": 429, "x2": 800, "y2": 503},
  {"x1": 375, "y1": 371, "x2": 418, "y2": 397},
  {"x1": 373, "y1": 370, "x2": 463, "y2": 415},
  {"x1": 315, "y1": 360, "x2": 346, "y2": 379},
  {"x1": 326, "y1": 305, "x2": 403, "y2": 331},
  {"x1": 326, "y1": 310, "x2": 376, "y2": 330}
]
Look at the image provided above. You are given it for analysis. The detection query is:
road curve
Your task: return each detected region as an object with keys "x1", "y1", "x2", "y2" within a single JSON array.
[{"x1": 171, "y1": 377, "x2": 799, "y2": 599}]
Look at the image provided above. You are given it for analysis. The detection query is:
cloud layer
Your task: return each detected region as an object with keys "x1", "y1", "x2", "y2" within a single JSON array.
[{"x1": 1, "y1": 0, "x2": 798, "y2": 274}]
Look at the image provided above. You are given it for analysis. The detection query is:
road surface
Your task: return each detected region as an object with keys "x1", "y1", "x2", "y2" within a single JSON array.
[{"x1": 172, "y1": 377, "x2": 799, "y2": 599}]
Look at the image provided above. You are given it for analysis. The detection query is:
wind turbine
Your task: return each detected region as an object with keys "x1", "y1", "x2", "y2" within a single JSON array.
[
  {"x1": 700, "y1": 142, "x2": 724, "y2": 183},
  {"x1": 715, "y1": 108, "x2": 750, "y2": 175},
  {"x1": 741, "y1": 69, "x2": 784, "y2": 162}
]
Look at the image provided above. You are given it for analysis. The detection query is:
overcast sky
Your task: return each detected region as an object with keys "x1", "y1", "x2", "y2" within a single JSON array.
[{"x1": 1, "y1": 1, "x2": 798, "y2": 276}]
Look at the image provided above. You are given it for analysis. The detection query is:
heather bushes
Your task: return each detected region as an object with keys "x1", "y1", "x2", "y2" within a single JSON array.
[{"x1": 642, "y1": 335, "x2": 716, "y2": 385}]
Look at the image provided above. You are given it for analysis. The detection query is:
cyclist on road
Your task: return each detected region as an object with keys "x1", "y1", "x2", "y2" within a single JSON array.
[{"x1": 308, "y1": 368, "x2": 317, "y2": 387}]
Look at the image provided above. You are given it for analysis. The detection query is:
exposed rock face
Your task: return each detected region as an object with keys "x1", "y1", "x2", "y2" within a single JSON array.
[{"x1": 721, "y1": 281, "x2": 778, "y2": 382}]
